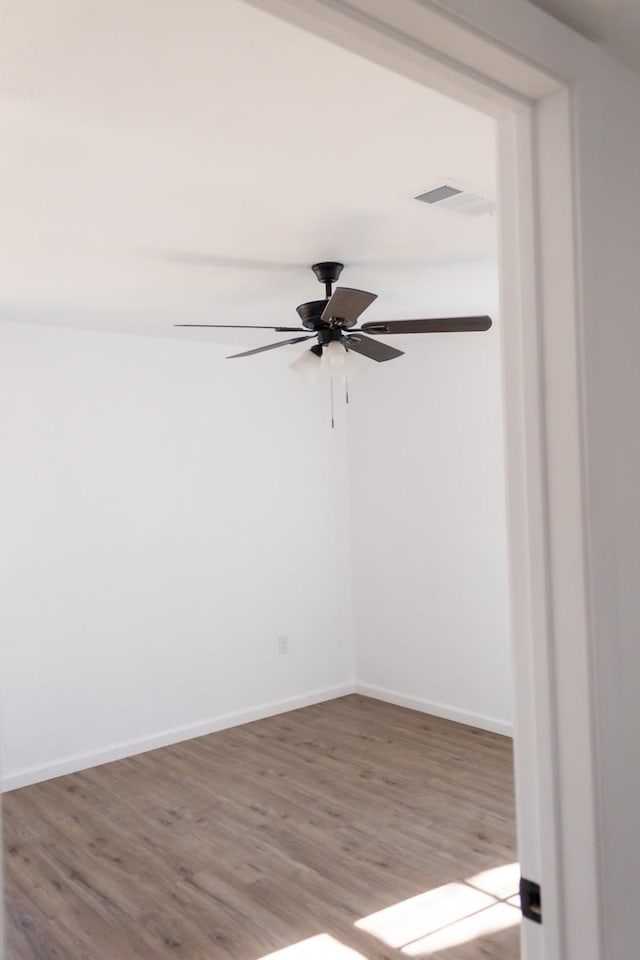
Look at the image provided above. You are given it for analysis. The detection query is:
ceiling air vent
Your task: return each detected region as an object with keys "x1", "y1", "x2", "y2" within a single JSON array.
[{"x1": 415, "y1": 182, "x2": 494, "y2": 217}]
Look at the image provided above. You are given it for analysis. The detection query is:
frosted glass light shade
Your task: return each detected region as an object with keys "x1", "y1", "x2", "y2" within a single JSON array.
[
  {"x1": 325, "y1": 340, "x2": 347, "y2": 367},
  {"x1": 290, "y1": 348, "x2": 321, "y2": 382}
]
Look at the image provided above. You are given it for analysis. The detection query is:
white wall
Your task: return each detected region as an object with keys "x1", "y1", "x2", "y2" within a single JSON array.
[
  {"x1": 0, "y1": 321, "x2": 354, "y2": 789},
  {"x1": 347, "y1": 259, "x2": 512, "y2": 733}
]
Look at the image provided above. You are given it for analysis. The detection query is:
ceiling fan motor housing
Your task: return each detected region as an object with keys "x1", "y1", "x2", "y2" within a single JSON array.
[
  {"x1": 296, "y1": 299, "x2": 328, "y2": 329},
  {"x1": 296, "y1": 299, "x2": 353, "y2": 333},
  {"x1": 297, "y1": 262, "x2": 357, "y2": 333}
]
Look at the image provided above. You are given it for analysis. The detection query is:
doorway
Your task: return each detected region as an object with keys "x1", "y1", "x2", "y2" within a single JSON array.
[{"x1": 0, "y1": 2, "x2": 600, "y2": 959}]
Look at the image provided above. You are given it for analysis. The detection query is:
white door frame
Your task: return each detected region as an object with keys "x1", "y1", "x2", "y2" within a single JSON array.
[{"x1": 243, "y1": 2, "x2": 603, "y2": 958}]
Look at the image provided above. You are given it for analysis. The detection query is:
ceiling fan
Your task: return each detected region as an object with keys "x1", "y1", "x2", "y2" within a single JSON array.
[{"x1": 175, "y1": 261, "x2": 492, "y2": 373}]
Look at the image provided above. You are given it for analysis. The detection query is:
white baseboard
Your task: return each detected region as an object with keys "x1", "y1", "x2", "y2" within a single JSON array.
[
  {"x1": 2, "y1": 682, "x2": 512, "y2": 792},
  {"x1": 354, "y1": 683, "x2": 513, "y2": 737},
  {"x1": 1, "y1": 683, "x2": 354, "y2": 793}
]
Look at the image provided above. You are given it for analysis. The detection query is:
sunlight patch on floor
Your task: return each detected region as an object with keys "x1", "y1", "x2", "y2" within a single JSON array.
[
  {"x1": 403, "y1": 901, "x2": 520, "y2": 956},
  {"x1": 466, "y1": 861, "x2": 520, "y2": 899},
  {"x1": 256, "y1": 864, "x2": 522, "y2": 960},
  {"x1": 355, "y1": 862, "x2": 521, "y2": 955},
  {"x1": 258, "y1": 934, "x2": 367, "y2": 960},
  {"x1": 355, "y1": 882, "x2": 495, "y2": 948}
]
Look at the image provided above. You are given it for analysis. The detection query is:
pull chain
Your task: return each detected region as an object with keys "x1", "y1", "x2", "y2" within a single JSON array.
[
  {"x1": 330, "y1": 377, "x2": 335, "y2": 429},
  {"x1": 329, "y1": 377, "x2": 350, "y2": 428}
]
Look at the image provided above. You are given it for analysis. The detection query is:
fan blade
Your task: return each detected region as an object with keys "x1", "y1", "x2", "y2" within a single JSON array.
[
  {"x1": 360, "y1": 316, "x2": 492, "y2": 335},
  {"x1": 346, "y1": 334, "x2": 404, "y2": 363},
  {"x1": 321, "y1": 287, "x2": 377, "y2": 323},
  {"x1": 175, "y1": 324, "x2": 306, "y2": 332},
  {"x1": 227, "y1": 335, "x2": 314, "y2": 359}
]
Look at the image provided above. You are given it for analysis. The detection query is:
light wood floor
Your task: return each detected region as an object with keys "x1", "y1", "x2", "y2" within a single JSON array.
[{"x1": 3, "y1": 695, "x2": 519, "y2": 959}]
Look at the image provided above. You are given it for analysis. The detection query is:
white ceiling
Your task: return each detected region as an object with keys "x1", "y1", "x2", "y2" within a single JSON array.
[
  {"x1": 1, "y1": 0, "x2": 496, "y2": 344},
  {"x1": 530, "y1": 0, "x2": 640, "y2": 75}
]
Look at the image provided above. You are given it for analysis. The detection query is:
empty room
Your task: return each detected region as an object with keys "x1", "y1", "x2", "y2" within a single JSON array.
[
  {"x1": 13, "y1": 0, "x2": 640, "y2": 958},
  {"x1": 4, "y1": 1, "x2": 640, "y2": 958}
]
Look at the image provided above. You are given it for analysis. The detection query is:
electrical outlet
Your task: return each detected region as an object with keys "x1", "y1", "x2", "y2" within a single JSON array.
[{"x1": 278, "y1": 635, "x2": 289, "y2": 655}]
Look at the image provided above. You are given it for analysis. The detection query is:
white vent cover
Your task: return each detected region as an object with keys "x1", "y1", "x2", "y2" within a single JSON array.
[{"x1": 415, "y1": 181, "x2": 495, "y2": 217}]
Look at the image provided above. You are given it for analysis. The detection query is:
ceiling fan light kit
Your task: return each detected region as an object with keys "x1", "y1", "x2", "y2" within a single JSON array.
[
  {"x1": 324, "y1": 339, "x2": 347, "y2": 368},
  {"x1": 289, "y1": 347, "x2": 322, "y2": 382}
]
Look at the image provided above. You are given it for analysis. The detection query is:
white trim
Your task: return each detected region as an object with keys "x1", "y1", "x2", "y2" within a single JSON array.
[
  {"x1": 497, "y1": 99, "x2": 565, "y2": 958},
  {"x1": 427, "y1": 0, "x2": 596, "y2": 79},
  {"x1": 0, "y1": 684, "x2": 354, "y2": 793},
  {"x1": 354, "y1": 683, "x2": 513, "y2": 737},
  {"x1": 243, "y1": 0, "x2": 558, "y2": 115},
  {"x1": 534, "y1": 85, "x2": 602, "y2": 960},
  {"x1": 2, "y1": 683, "x2": 517, "y2": 793}
]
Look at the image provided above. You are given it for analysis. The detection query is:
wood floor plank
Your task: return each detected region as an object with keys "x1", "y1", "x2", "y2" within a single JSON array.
[{"x1": 3, "y1": 695, "x2": 519, "y2": 959}]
